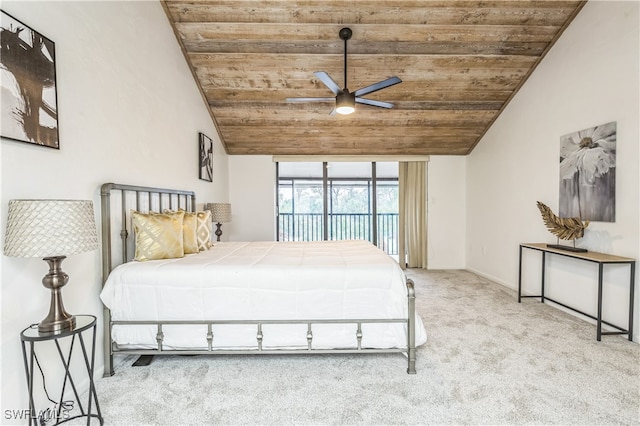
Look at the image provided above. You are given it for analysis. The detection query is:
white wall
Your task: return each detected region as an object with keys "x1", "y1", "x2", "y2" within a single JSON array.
[
  {"x1": 467, "y1": 1, "x2": 639, "y2": 340},
  {"x1": 227, "y1": 155, "x2": 276, "y2": 241},
  {"x1": 0, "y1": 1, "x2": 228, "y2": 420},
  {"x1": 427, "y1": 156, "x2": 466, "y2": 269}
]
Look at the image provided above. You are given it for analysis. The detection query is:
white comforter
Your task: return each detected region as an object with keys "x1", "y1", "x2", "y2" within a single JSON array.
[{"x1": 101, "y1": 240, "x2": 427, "y2": 350}]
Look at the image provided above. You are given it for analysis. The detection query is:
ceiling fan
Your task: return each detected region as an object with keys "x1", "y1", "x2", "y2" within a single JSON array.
[{"x1": 286, "y1": 27, "x2": 402, "y2": 115}]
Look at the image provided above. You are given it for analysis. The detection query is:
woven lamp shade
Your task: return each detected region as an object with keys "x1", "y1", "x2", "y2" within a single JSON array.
[
  {"x1": 205, "y1": 203, "x2": 232, "y2": 223},
  {"x1": 4, "y1": 200, "x2": 98, "y2": 258}
]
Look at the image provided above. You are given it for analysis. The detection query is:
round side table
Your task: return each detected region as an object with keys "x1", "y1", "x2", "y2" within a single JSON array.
[{"x1": 20, "y1": 314, "x2": 103, "y2": 425}]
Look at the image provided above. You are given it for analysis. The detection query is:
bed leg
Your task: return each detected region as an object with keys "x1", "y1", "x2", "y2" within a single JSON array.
[
  {"x1": 406, "y1": 278, "x2": 417, "y2": 374},
  {"x1": 103, "y1": 306, "x2": 114, "y2": 377}
]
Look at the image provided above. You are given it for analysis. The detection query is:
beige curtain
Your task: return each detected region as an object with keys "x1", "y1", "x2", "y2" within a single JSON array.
[{"x1": 398, "y1": 161, "x2": 428, "y2": 269}]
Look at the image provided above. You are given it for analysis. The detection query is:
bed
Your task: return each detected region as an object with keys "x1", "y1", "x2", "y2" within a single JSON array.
[{"x1": 100, "y1": 183, "x2": 427, "y2": 376}]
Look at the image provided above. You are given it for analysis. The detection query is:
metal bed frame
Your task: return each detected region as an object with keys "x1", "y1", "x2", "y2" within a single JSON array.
[{"x1": 100, "y1": 183, "x2": 417, "y2": 376}]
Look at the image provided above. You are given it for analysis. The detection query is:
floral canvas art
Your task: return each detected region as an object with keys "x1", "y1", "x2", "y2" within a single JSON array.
[{"x1": 559, "y1": 122, "x2": 616, "y2": 222}]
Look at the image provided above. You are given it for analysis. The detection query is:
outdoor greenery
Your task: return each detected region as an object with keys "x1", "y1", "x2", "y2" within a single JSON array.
[
  {"x1": 278, "y1": 181, "x2": 398, "y2": 215},
  {"x1": 277, "y1": 162, "x2": 399, "y2": 254},
  {"x1": 278, "y1": 180, "x2": 399, "y2": 253}
]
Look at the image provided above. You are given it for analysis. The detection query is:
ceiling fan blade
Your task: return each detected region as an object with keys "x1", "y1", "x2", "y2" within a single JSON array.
[
  {"x1": 354, "y1": 76, "x2": 402, "y2": 97},
  {"x1": 355, "y1": 97, "x2": 394, "y2": 109},
  {"x1": 286, "y1": 97, "x2": 335, "y2": 103},
  {"x1": 314, "y1": 71, "x2": 342, "y2": 95}
]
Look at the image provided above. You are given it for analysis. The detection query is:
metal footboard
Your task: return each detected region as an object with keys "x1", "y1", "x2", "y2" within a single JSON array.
[
  {"x1": 100, "y1": 182, "x2": 417, "y2": 377},
  {"x1": 103, "y1": 279, "x2": 417, "y2": 376}
]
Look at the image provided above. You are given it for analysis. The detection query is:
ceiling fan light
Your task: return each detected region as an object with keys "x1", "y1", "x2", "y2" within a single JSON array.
[
  {"x1": 336, "y1": 105, "x2": 355, "y2": 115},
  {"x1": 336, "y1": 92, "x2": 355, "y2": 115}
]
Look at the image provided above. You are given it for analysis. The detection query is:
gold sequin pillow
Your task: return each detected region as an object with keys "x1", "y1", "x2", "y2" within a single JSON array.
[
  {"x1": 163, "y1": 209, "x2": 208, "y2": 253},
  {"x1": 180, "y1": 212, "x2": 199, "y2": 254},
  {"x1": 195, "y1": 210, "x2": 214, "y2": 251},
  {"x1": 132, "y1": 210, "x2": 185, "y2": 261}
]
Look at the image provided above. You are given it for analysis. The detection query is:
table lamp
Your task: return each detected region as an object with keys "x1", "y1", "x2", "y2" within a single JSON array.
[
  {"x1": 4, "y1": 200, "x2": 98, "y2": 334},
  {"x1": 205, "y1": 203, "x2": 232, "y2": 241}
]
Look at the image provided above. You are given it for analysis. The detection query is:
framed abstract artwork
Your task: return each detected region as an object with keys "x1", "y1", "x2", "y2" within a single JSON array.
[
  {"x1": 1, "y1": 11, "x2": 59, "y2": 149},
  {"x1": 199, "y1": 132, "x2": 213, "y2": 182},
  {"x1": 559, "y1": 121, "x2": 616, "y2": 222}
]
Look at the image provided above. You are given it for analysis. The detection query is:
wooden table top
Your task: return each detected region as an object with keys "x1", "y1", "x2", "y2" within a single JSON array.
[{"x1": 521, "y1": 243, "x2": 635, "y2": 263}]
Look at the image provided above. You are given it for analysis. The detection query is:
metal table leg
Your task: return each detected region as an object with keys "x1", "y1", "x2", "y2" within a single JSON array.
[
  {"x1": 541, "y1": 251, "x2": 546, "y2": 303},
  {"x1": 518, "y1": 245, "x2": 523, "y2": 303},
  {"x1": 628, "y1": 262, "x2": 635, "y2": 342},
  {"x1": 597, "y1": 263, "x2": 604, "y2": 341}
]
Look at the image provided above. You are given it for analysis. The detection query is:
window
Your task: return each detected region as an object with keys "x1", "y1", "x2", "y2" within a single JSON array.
[{"x1": 277, "y1": 162, "x2": 398, "y2": 255}]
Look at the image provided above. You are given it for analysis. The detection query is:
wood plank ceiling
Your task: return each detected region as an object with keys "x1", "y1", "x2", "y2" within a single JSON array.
[{"x1": 162, "y1": 0, "x2": 586, "y2": 156}]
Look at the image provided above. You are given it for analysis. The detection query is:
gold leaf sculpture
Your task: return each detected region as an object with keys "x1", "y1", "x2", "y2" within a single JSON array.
[{"x1": 536, "y1": 201, "x2": 590, "y2": 241}]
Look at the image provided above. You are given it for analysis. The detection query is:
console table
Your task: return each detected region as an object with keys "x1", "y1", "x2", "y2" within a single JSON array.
[{"x1": 518, "y1": 243, "x2": 635, "y2": 341}]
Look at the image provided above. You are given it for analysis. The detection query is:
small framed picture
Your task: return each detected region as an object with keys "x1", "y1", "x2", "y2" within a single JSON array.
[
  {"x1": 1, "y1": 11, "x2": 60, "y2": 148},
  {"x1": 199, "y1": 132, "x2": 213, "y2": 182}
]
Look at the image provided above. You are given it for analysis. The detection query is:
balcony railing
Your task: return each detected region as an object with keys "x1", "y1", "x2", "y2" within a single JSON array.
[{"x1": 278, "y1": 213, "x2": 399, "y2": 255}]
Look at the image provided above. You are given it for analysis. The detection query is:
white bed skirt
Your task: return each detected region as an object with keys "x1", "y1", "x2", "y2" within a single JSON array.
[{"x1": 101, "y1": 240, "x2": 427, "y2": 350}]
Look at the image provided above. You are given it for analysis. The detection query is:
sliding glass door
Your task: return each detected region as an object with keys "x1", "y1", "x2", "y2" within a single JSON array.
[
  {"x1": 277, "y1": 161, "x2": 398, "y2": 255},
  {"x1": 277, "y1": 162, "x2": 324, "y2": 241},
  {"x1": 376, "y1": 162, "x2": 400, "y2": 255}
]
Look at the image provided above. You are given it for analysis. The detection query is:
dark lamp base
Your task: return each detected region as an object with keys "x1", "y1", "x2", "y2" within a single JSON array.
[{"x1": 546, "y1": 244, "x2": 588, "y2": 253}]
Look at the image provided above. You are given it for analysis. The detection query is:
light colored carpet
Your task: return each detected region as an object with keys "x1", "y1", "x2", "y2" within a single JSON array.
[{"x1": 88, "y1": 269, "x2": 639, "y2": 425}]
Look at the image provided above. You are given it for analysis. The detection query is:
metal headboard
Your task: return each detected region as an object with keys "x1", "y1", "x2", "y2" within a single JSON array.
[{"x1": 100, "y1": 182, "x2": 196, "y2": 285}]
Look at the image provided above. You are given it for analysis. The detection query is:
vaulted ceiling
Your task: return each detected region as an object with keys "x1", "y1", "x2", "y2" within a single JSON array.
[{"x1": 162, "y1": 1, "x2": 586, "y2": 156}]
